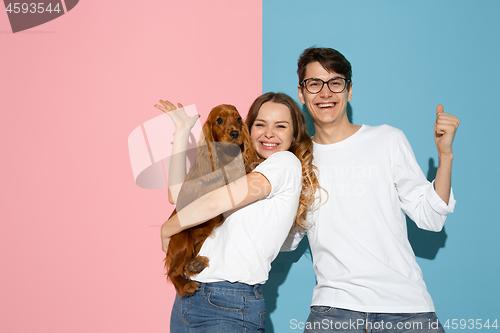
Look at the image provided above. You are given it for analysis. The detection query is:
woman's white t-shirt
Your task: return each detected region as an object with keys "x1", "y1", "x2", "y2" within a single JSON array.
[{"x1": 194, "y1": 151, "x2": 302, "y2": 285}]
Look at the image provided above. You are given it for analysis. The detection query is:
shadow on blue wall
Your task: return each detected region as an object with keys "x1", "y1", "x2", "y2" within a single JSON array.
[
  {"x1": 263, "y1": 236, "x2": 310, "y2": 333},
  {"x1": 406, "y1": 157, "x2": 448, "y2": 260}
]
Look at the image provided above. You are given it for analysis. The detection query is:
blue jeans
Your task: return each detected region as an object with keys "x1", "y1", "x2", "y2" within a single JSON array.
[
  {"x1": 170, "y1": 281, "x2": 266, "y2": 332},
  {"x1": 303, "y1": 306, "x2": 445, "y2": 333}
]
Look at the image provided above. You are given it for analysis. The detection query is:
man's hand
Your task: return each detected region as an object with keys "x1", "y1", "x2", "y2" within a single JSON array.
[
  {"x1": 434, "y1": 104, "x2": 460, "y2": 157},
  {"x1": 433, "y1": 104, "x2": 459, "y2": 204}
]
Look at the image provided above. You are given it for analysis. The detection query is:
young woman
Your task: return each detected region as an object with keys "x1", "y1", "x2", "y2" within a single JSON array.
[{"x1": 157, "y1": 92, "x2": 322, "y2": 332}]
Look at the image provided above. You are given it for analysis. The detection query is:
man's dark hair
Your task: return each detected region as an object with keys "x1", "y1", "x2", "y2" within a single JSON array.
[{"x1": 297, "y1": 47, "x2": 352, "y2": 89}]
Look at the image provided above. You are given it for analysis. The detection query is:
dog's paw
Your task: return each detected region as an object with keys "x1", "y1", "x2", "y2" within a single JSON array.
[
  {"x1": 187, "y1": 256, "x2": 209, "y2": 274},
  {"x1": 184, "y1": 281, "x2": 201, "y2": 296},
  {"x1": 188, "y1": 260, "x2": 203, "y2": 273}
]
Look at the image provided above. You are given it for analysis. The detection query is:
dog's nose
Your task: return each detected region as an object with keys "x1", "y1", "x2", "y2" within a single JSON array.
[{"x1": 229, "y1": 131, "x2": 240, "y2": 139}]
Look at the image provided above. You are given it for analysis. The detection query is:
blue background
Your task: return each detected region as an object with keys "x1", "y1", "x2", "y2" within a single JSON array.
[{"x1": 262, "y1": 0, "x2": 500, "y2": 331}]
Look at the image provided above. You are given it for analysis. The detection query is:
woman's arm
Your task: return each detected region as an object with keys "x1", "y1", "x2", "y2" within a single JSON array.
[
  {"x1": 161, "y1": 171, "x2": 271, "y2": 240},
  {"x1": 154, "y1": 100, "x2": 199, "y2": 204}
]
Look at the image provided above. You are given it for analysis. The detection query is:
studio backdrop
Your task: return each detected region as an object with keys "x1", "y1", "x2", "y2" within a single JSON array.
[{"x1": 1, "y1": 1, "x2": 498, "y2": 332}]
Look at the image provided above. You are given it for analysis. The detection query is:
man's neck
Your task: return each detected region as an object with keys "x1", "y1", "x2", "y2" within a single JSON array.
[{"x1": 313, "y1": 121, "x2": 362, "y2": 145}]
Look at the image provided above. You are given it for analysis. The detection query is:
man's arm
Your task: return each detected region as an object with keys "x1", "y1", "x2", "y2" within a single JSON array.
[{"x1": 433, "y1": 104, "x2": 460, "y2": 204}]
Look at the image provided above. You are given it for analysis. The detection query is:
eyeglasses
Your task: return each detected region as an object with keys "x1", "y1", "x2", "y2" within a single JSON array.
[{"x1": 300, "y1": 77, "x2": 351, "y2": 94}]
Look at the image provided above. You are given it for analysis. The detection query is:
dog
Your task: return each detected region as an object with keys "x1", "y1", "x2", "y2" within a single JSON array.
[{"x1": 165, "y1": 104, "x2": 260, "y2": 297}]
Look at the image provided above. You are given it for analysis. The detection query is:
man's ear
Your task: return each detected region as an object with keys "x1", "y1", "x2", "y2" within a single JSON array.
[
  {"x1": 298, "y1": 85, "x2": 305, "y2": 104},
  {"x1": 347, "y1": 83, "x2": 353, "y2": 102}
]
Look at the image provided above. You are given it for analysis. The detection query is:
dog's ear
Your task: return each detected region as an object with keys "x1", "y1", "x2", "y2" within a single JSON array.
[
  {"x1": 196, "y1": 133, "x2": 214, "y2": 176},
  {"x1": 241, "y1": 123, "x2": 260, "y2": 173},
  {"x1": 208, "y1": 142, "x2": 220, "y2": 173},
  {"x1": 200, "y1": 117, "x2": 215, "y2": 146}
]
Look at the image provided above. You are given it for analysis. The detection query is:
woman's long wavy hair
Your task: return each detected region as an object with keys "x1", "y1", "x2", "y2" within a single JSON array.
[{"x1": 245, "y1": 92, "x2": 326, "y2": 232}]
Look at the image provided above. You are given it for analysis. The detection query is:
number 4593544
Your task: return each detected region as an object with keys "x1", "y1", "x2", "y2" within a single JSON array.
[
  {"x1": 5, "y1": 3, "x2": 61, "y2": 14},
  {"x1": 443, "y1": 319, "x2": 498, "y2": 330}
]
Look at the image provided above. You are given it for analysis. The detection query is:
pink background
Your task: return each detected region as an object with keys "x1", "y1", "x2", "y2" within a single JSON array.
[{"x1": 0, "y1": 1, "x2": 261, "y2": 332}]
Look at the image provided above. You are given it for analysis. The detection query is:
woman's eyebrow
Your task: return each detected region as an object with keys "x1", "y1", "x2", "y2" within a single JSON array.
[{"x1": 254, "y1": 119, "x2": 290, "y2": 124}]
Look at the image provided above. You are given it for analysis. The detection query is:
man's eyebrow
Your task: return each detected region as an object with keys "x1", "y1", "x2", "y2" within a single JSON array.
[{"x1": 307, "y1": 76, "x2": 345, "y2": 80}]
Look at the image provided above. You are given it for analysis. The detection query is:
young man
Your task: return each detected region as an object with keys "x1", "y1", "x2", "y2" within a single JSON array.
[{"x1": 282, "y1": 47, "x2": 459, "y2": 332}]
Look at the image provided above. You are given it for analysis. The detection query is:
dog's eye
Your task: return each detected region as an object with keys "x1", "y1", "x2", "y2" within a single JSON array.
[
  {"x1": 216, "y1": 117, "x2": 223, "y2": 125},
  {"x1": 237, "y1": 117, "x2": 242, "y2": 123}
]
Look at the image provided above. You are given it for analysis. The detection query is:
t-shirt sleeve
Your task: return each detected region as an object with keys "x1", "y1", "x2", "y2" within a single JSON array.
[
  {"x1": 280, "y1": 226, "x2": 305, "y2": 252},
  {"x1": 393, "y1": 130, "x2": 456, "y2": 231},
  {"x1": 252, "y1": 151, "x2": 302, "y2": 199}
]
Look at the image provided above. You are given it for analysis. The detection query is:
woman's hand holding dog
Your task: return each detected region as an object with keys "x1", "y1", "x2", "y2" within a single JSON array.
[{"x1": 161, "y1": 235, "x2": 171, "y2": 254}]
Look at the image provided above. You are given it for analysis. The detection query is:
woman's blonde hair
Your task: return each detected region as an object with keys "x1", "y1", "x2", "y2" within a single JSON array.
[{"x1": 246, "y1": 92, "x2": 326, "y2": 232}]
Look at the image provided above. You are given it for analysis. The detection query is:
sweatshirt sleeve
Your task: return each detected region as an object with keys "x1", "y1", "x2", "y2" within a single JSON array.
[{"x1": 393, "y1": 131, "x2": 456, "y2": 232}]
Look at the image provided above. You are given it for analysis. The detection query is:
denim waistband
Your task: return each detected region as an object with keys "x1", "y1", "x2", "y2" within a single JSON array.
[{"x1": 198, "y1": 281, "x2": 263, "y2": 298}]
